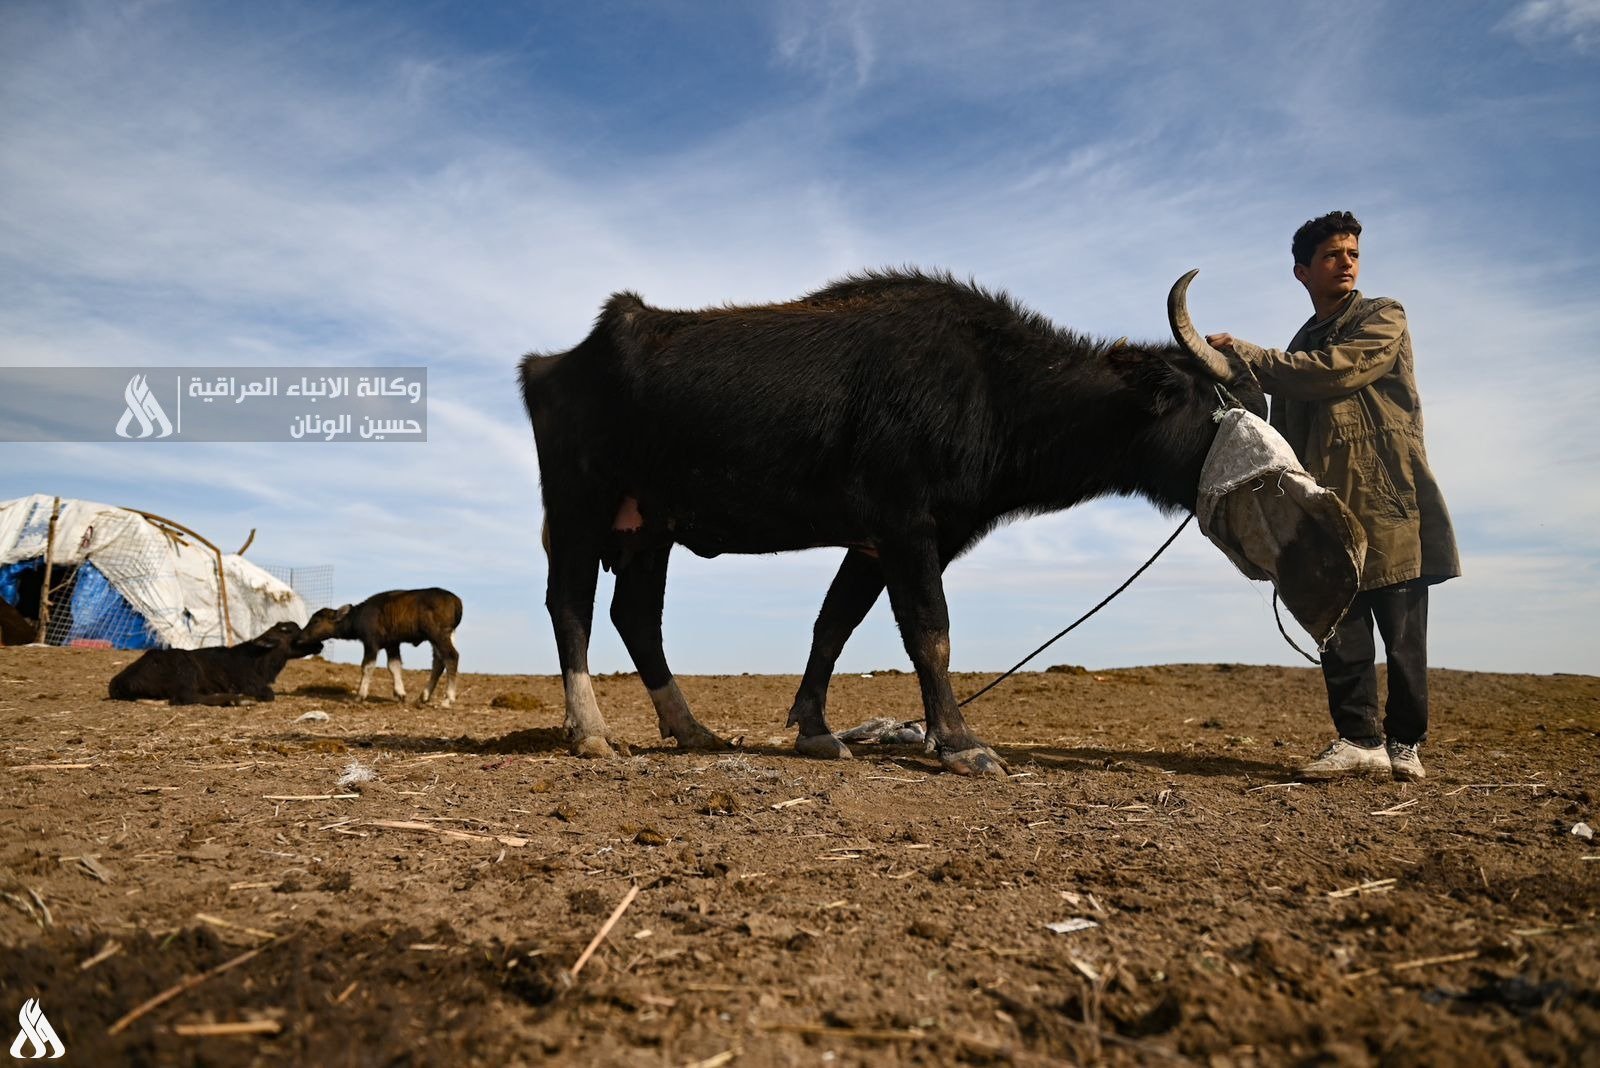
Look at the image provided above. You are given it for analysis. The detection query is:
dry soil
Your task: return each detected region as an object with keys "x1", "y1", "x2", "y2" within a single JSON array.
[{"x1": 1, "y1": 648, "x2": 1597, "y2": 1066}]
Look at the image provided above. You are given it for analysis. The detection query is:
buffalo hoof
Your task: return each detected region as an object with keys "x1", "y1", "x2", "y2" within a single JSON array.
[
  {"x1": 795, "y1": 733, "x2": 852, "y2": 760},
  {"x1": 939, "y1": 745, "x2": 1009, "y2": 779},
  {"x1": 572, "y1": 735, "x2": 631, "y2": 759},
  {"x1": 670, "y1": 722, "x2": 732, "y2": 752}
]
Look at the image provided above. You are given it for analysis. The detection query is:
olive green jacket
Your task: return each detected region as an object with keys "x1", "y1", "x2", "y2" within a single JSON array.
[{"x1": 1230, "y1": 292, "x2": 1460, "y2": 591}]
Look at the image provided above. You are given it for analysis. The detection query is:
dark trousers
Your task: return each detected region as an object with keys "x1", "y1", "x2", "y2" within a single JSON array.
[{"x1": 1320, "y1": 583, "x2": 1430, "y2": 747}]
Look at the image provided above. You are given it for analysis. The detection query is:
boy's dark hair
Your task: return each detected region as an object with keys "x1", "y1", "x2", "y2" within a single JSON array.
[{"x1": 1292, "y1": 211, "x2": 1362, "y2": 266}]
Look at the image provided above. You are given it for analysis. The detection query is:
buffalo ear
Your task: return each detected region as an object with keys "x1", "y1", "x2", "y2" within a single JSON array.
[
  {"x1": 1108, "y1": 346, "x2": 1189, "y2": 416},
  {"x1": 334, "y1": 604, "x2": 352, "y2": 620}
]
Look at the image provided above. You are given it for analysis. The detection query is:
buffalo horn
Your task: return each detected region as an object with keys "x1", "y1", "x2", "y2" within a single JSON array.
[{"x1": 1167, "y1": 269, "x2": 1233, "y2": 382}]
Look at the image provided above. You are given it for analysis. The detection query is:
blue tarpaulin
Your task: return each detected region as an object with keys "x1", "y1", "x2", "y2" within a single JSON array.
[
  {"x1": 0, "y1": 558, "x2": 161, "y2": 649},
  {"x1": 67, "y1": 562, "x2": 161, "y2": 649},
  {"x1": 0, "y1": 560, "x2": 40, "y2": 609}
]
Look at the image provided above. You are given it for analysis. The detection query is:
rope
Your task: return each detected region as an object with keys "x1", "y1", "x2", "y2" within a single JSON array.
[
  {"x1": 1272, "y1": 589, "x2": 1323, "y2": 665},
  {"x1": 957, "y1": 515, "x2": 1192, "y2": 708}
]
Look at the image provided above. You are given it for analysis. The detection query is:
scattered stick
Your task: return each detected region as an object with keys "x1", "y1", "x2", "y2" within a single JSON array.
[
  {"x1": 79, "y1": 940, "x2": 123, "y2": 971},
  {"x1": 770, "y1": 798, "x2": 812, "y2": 810},
  {"x1": 1443, "y1": 782, "x2": 1546, "y2": 796},
  {"x1": 759, "y1": 1022, "x2": 926, "y2": 1042},
  {"x1": 172, "y1": 1020, "x2": 282, "y2": 1037},
  {"x1": 569, "y1": 884, "x2": 640, "y2": 979},
  {"x1": 1511, "y1": 922, "x2": 1600, "y2": 937},
  {"x1": 1247, "y1": 783, "x2": 1304, "y2": 792},
  {"x1": 108, "y1": 942, "x2": 275, "y2": 1035},
  {"x1": 61, "y1": 855, "x2": 114, "y2": 884},
  {"x1": 684, "y1": 1050, "x2": 739, "y2": 1068},
  {"x1": 9, "y1": 763, "x2": 96, "y2": 771},
  {"x1": 27, "y1": 888, "x2": 52, "y2": 927},
  {"x1": 362, "y1": 819, "x2": 528, "y2": 848},
  {"x1": 1389, "y1": 949, "x2": 1479, "y2": 973},
  {"x1": 1, "y1": 891, "x2": 41, "y2": 926},
  {"x1": 227, "y1": 881, "x2": 277, "y2": 892},
  {"x1": 1371, "y1": 799, "x2": 1419, "y2": 816},
  {"x1": 1327, "y1": 878, "x2": 1397, "y2": 899},
  {"x1": 194, "y1": 913, "x2": 278, "y2": 943},
  {"x1": 262, "y1": 794, "x2": 360, "y2": 802},
  {"x1": 1344, "y1": 949, "x2": 1479, "y2": 981}
]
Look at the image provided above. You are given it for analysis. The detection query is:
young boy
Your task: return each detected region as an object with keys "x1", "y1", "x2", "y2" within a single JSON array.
[{"x1": 1206, "y1": 212, "x2": 1460, "y2": 782}]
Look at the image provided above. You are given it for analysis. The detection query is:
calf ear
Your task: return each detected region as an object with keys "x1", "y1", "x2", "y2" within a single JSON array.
[{"x1": 335, "y1": 605, "x2": 353, "y2": 620}]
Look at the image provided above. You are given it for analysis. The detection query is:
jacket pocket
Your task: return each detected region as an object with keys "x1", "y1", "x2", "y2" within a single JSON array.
[
  {"x1": 1325, "y1": 395, "x2": 1372, "y2": 444},
  {"x1": 1315, "y1": 440, "x2": 1409, "y2": 529},
  {"x1": 1360, "y1": 447, "x2": 1411, "y2": 524}
]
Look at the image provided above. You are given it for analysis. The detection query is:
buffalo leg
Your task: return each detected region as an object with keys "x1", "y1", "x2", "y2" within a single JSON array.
[
  {"x1": 386, "y1": 644, "x2": 406, "y2": 702},
  {"x1": 357, "y1": 641, "x2": 380, "y2": 701},
  {"x1": 787, "y1": 549, "x2": 884, "y2": 760},
  {"x1": 878, "y1": 532, "x2": 1008, "y2": 779},
  {"x1": 546, "y1": 516, "x2": 627, "y2": 758},
  {"x1": 609, "y1": 543, "x2": 727, "y2": 750},
  {"x1": 421, "y1": 634, "x2": 459, "y2": 708}
]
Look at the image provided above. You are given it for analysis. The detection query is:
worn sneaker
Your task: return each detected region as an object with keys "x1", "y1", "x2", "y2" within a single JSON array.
[
  {"x1": 1297, "y1": 738, "x2": 1391, "y2": 780},
  {"x1": 1387, "y1": 740, "x2": 1425, "y2": 782}
]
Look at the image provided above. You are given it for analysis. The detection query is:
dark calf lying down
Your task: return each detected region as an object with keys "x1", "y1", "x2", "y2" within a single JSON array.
[
  {"x1": 107, "y1": 621, "x2": 324, "y2": 706},
  {"x1": 298, "y1": 588, "x2": 462, "y2": 707},
  {"x1": 1, "y1": 598, "x2": 36, "y2": 646}
]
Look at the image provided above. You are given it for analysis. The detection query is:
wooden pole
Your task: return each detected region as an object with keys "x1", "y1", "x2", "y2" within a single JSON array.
[
  {"x1": 120, "y1": 507, "x2": 240, "y2": 646},
  {"x1": 35, "y1": 497, "x2": 61, "y2": 644},
  {"x1": 214, "y1": 551, "x2": 236, "y2": 645}
]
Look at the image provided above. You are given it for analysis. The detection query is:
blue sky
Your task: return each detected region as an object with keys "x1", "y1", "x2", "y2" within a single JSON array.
[{"x1": 2, "y1": 0, "x2": 1597, "y2": 678}]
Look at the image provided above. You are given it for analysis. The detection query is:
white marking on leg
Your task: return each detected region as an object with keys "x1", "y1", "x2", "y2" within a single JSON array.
[
  {"x1": 563, "y1": 670, "x2": 608, "y2": 739},
  {"x1": 358, "y1": 661, "x2": 376, "y2": 700},
  {"x1": 422, "y1": 652, "x2": 442, "y2": 703},
  {"x1": 388, "y1": 651, "x2": 406, "y2": 700},
  {"x1": 649, "y1": 679, "x2": 695, "y2": 739}
]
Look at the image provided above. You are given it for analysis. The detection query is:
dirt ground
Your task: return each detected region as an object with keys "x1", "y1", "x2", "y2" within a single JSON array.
[{"x1": 1, "y1": 647, "x2": 1596, "y2": 1067}]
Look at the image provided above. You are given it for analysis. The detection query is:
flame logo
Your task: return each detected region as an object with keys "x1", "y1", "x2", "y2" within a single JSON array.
[
  {"x1": 114, "y1": 374, "x2": 174, "y2": 439},
  {"x1": 9, "y1": 998, "x2": 65, "y2": 1059}
]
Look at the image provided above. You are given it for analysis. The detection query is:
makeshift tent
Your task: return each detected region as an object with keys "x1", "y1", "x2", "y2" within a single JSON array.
[{"x1": 0, "y1": 494, "x2": 308, "y2": 649}]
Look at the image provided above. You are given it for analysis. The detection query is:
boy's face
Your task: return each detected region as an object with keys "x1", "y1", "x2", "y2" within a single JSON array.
[{"x1": 1294, "y1": 231, "x2": 1360, "y2": 309}]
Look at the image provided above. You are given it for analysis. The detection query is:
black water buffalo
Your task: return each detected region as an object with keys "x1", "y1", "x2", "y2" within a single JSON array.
[
  {"x1": 519, "y1": 268, "x2": 1263, "y2": 777},
  {"x1": 299, "y1": 588, "x2": 463, "y2": 707},
  {"x1": 107, "y1": 621, "x2": 324, "y2": 705}
]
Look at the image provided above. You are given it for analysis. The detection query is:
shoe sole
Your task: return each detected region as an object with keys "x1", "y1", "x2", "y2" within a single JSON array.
[{"x1": 1391, "y1": 768, "x2": 1425, "y2": 783}]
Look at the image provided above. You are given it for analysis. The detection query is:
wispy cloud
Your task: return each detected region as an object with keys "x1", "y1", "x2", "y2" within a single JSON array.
[{"x1": 1500, "y1": 0, "x2": 1600, "y2": 53}]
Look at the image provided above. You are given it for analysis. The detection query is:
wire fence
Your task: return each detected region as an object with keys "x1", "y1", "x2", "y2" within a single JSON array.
[
  {"x1": 258, "y1": 563, "x2": 336, "y2": 615},
  {"x1": 4, "y1": 524, "x2": 173, "y2": 649}
]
